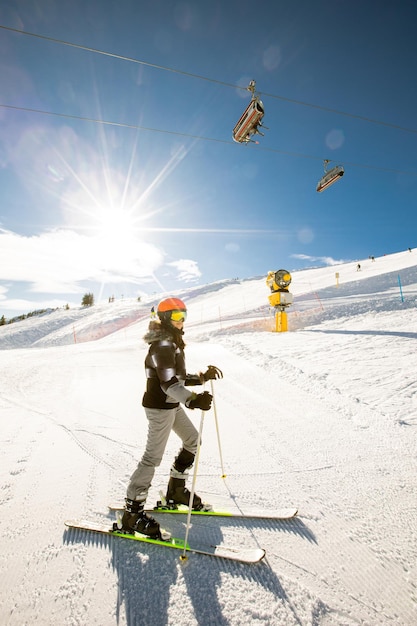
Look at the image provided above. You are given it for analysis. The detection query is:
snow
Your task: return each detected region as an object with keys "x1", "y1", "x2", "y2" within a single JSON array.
[{"x1": 1, "y1": 250, "x2": 417, "y2": 625}]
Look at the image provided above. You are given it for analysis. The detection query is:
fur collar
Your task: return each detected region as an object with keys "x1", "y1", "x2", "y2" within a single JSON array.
[{"x1": 143, "y1": 320, "x2": 185, "y2": 348}]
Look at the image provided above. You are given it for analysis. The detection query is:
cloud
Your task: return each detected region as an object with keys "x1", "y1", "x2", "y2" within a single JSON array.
[
  {"x1": 291, "y1": 253, "x2": 346, "y2": 266},
  {"x1": 0, "y1": 284, "x2": 8, "y2": 300},
  {"x1": 0, "y1": 227, "x2": 165, "y2": 293},
  {"x1": 0, "y1": 296, "x2": 75, "y2": 313},
  {"x1": 167, "y1": 259, "x2": 201, "y2": 282}
]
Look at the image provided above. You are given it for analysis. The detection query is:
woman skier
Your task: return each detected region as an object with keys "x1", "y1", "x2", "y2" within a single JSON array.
[{"x1": 120, "y1": 297, "x2": 223, "y2": 538}]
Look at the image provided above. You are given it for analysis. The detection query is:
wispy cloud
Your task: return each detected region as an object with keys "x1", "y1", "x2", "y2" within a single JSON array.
[
  {"x1": 0, "y1": 226, "x2": 164, "y2": 290},
  {"x1": 291, "y1": 253, "x2": 347, "y2": 266},
  {"x1": 0, "y1": 226, "x2": 205, "y2": 313},
  {"x1": 167, "y1": 259, "x2": 202, "y2": 282}
]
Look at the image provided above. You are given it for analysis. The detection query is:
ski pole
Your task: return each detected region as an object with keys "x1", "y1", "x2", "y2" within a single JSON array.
[
  {"x1": 180, "y1": 409, "x2": 205, "y2": 562},
  {"x1": 210, "y1": 379, "x2": 226, "y2": 479}
]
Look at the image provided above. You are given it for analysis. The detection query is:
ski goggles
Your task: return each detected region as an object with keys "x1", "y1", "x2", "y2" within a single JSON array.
[{"x1": 170, "y1": 310, "x2": 187, "y2": 322}]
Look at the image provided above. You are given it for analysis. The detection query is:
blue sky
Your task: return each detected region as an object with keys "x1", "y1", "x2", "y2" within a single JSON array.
[{"x1": 1, "y1": 0, "x2": 417, "y2": 317}]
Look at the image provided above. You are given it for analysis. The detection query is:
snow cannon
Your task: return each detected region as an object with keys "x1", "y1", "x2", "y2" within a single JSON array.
[{"x1": 266, "y1": 270, "x2": 293, "y2": 332}]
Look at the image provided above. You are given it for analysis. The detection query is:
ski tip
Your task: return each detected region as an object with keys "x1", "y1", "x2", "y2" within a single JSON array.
[{"x1": 213, "y1": 545, "x2": 266, "y2": 563}]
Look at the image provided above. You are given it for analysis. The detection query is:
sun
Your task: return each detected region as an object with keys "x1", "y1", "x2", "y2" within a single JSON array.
[
  {"x1": 96, "y1": 205, "x2": 139, "y2": 242},
  {"x1": 51, "y1": 128, "x2": 195, "y2": 290},
  {"x1": 60, "y1": 161, "x2": 149, "y2": 244}
]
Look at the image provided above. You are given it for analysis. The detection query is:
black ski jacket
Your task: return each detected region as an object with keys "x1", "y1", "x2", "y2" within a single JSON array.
[{"x1": 142, "y1": 321, "x2": 202, "y2": 409}]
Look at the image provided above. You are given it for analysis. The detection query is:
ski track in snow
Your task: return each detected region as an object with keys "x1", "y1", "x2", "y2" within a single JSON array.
[
  {"x1": 1, "y1": 251, "x2": 417, "y2": 625},
  {"x1": 190, "y1": 334, "x2": 417, "y2": 624}
]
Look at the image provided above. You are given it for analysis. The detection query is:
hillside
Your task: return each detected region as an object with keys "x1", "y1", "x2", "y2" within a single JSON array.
[{"x1": 0, "y1": 250, "x2": 416, "y2": 625}]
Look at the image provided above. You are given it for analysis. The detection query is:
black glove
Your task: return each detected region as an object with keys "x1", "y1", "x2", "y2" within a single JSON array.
[
  {"x1": 187, "y1": 391, "x2": 213, "y2": 411},
  {"x1": 202, "y1": 365, "x2": 223, "y2": 382}
]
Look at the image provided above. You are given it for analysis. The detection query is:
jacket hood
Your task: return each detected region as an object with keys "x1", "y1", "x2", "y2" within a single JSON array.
[{"x1": 143, "y1": 320, "x2": 185, "y2": 348}]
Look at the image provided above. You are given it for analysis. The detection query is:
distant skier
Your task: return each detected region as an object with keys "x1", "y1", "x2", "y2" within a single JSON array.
[
  {"x1": 150, "y1": 306, "x2": 156, "y2": 318},
  {"x1": 120, "y1": 297, "x2": 223, "y2": 538},
  {"x1": 357, "y1": 263, "x2": 361, "y2": 271}
]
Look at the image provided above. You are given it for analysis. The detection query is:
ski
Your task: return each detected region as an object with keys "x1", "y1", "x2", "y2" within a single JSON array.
[
  {"x1": 64, "y1": 519, "x2": 265, "y2": 564},
  {"x1": 108, "y1": 503, "x2": 298, "y2": 520}
]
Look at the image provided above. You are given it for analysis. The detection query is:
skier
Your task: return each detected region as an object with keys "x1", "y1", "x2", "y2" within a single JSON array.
[{"x1": 120, "y1": 297, "x2": 223, "y2": 537}]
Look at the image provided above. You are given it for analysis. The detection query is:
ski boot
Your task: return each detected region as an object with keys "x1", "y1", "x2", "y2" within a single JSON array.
[
  {"x1": 164, "y1": 448, "x2": 212, "y2": 511},
  {"x1": 119, "y1": 499, "x2": 162, "y2": 538},
  {"x1": 165, "y1": 476, "x2": 211, "y2": 511}
]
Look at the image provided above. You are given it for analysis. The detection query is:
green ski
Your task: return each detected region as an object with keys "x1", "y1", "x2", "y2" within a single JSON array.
[
  {"x1": 65, "y1": 519, "x2": 265, "y2": 564},
  {"x1": 108, "y1": 503, "x2": 298, "y2": 520}
]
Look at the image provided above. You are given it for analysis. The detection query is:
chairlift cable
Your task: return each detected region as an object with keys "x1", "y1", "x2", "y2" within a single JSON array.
[
  {"x1": 2, "y1": 102, "x2": 417, "y2": 178},
  {"x1": 0, "y1": 24, "x2": 239, "y2": 91},
  {"x1": 2, "y1": 24, "x2": 417, "y2": 136}
]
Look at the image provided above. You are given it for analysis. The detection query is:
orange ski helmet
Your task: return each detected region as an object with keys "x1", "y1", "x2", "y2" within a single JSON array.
[{"x1": 157, "y1": 297, "x2": 187, "y2": 323}]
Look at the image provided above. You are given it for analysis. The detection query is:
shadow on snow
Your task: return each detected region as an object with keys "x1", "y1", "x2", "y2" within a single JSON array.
[{"x1": 63, "y1": 516, "x2": 315, "y2": 626}]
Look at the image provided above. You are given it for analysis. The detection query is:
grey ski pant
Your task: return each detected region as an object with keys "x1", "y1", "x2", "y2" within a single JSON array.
[{"x1": 126, "y1": 405, "x2": 199, "y2": 501}]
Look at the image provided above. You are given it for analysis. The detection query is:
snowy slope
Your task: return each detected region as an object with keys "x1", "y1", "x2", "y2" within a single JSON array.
[{"x1": 1, "y1": 250, "x2": 417, "y2": 625}]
